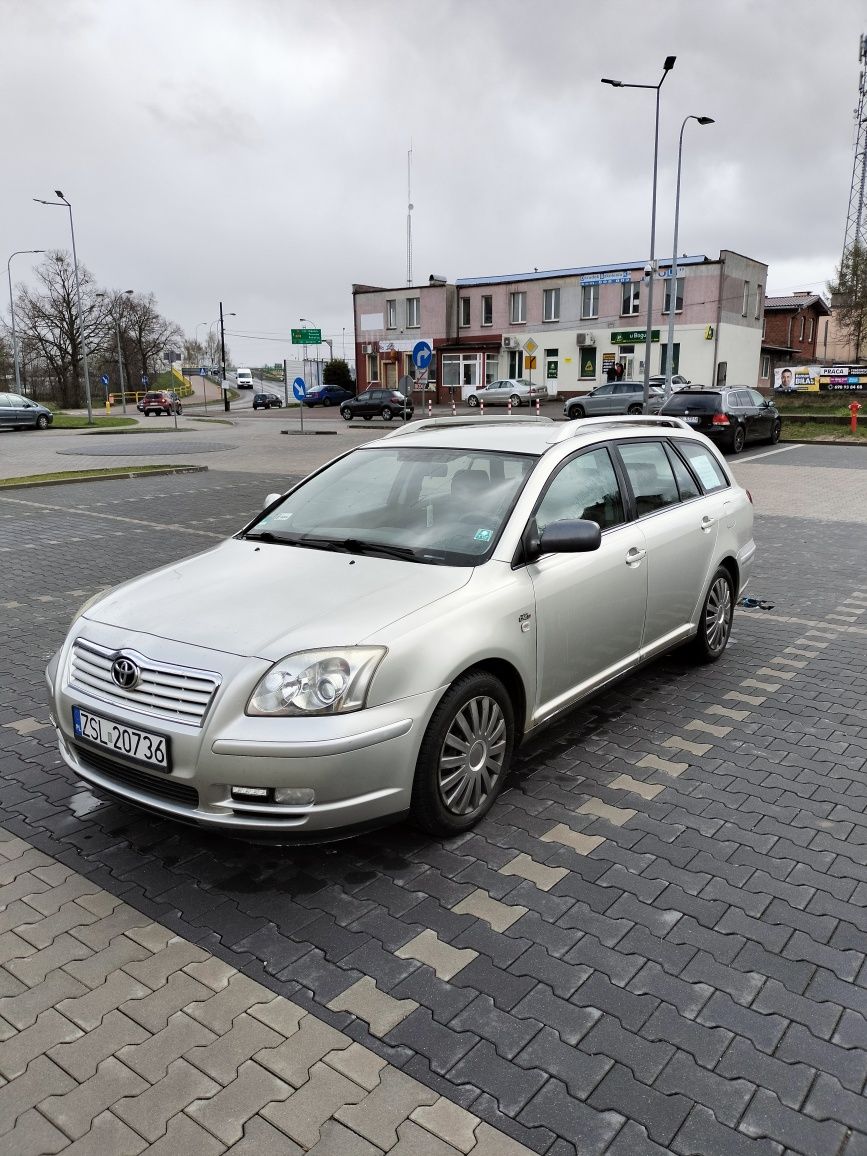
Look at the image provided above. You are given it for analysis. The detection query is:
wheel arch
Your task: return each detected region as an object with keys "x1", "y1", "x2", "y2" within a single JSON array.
[{"x1": 439, "y1": 657, "x2": 528, "y2": 744}]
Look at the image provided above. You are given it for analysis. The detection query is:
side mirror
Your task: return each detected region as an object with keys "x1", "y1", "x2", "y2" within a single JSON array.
[
  {"x1": 263, "y1": 492, "x2": 281, "y2": 508},
  {"x1": 522, "y1": 518, "x2": 602, "y2": 562}
]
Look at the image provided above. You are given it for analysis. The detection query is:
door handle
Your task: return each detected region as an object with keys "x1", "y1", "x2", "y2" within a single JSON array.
[
  {"x1": 625, "y1": 547, "x2": 646, "y2": 566},
  {"x1": 700, "y1": 515, "x2": 715, "y2": 532}
]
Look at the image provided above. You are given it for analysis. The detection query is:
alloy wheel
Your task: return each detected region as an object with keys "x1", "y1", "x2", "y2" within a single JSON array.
[
  {"x1": 438, "y1": 695, "x2": 507, "y2": 816},
  {"x1": 705, "y1": 575, "x2": 732, "y2": 653}
]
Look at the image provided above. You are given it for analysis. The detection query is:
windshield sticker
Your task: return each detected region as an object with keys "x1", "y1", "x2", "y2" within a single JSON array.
[{"x1": 474, "y1": 528, "x2": 494, "y2": 542}]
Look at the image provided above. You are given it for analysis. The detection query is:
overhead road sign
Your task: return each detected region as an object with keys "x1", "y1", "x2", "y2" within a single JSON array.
[{"x1": 292, "y1": 328, "x2": 321, "y2": 344}]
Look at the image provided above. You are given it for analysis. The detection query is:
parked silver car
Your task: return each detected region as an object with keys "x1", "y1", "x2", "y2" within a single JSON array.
[
  {"x1": 564, "y1": 381, "x2": 664, "y2": 419},
  {"x1": 46, "y1": 415, "x2": 754, "y2": 839},
  {"x1": 466, "y1": 379, "x2": 548, "y2": 407}
]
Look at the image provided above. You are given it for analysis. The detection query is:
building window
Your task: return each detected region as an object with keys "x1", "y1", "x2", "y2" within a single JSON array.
[
  {"x1": 386, "y1": 300, "x2": 397, "y2": 329},
  {"x1": 621, "y1": 281, "x2": 641, "y2": 316},
  {"x1": 662, "y1": 276, "x2": 684, "y2": 314},
  {"x1": 742, "y1": 281, "x2": 749, "y2": 316},
  {"x1": 507, "y1": 349, "x2": 524, "y2": 378},
  {"x1": 761, "y1": 355, "x2": 770, "y2": 379},
  {"x1": 406, "y1": 297, "x2": 420, "y2": 328},
  {"x1": 579, "y1": 347, "x2": 597, "y2": 379},
  {"x1": 799, "y1": 316, "x2": 805, "y2": 341},
  {"x1": 367, "y1": 353, "x2": 379, "y2": 382},
  {"x1": 481, "y1": 295, "x2": 493, "y2": 326},
  {"x1": 660, "y1": 342, "x2": 680, "y2": 375},
  {"x1": 755, "y1": 284, "x2": 763, "y2": 321},
  {"x1": 543, "y1": 287, "x2": 560, "y2": 322},
  {"x1": 443, "y1": 353, "x2": 481, "y2": 389},
  {"x1": 510, "y1": 291, "x2": 527, "y2": 324},
  {"x1": 485, "y1": 354, "x2": 499, "y2": 385},
  {"x1": 807, "y1": 316, "x2": 814, "y2": 342},
  {"x1": 762, "y1": 317, "x2": 767, "y2": 338},
  {"x1": 460, "y1": 297, "x2": 471, "y2": 327},
  {"x1": 581, "y1": 284, "x2": 599, "y2": 319}
]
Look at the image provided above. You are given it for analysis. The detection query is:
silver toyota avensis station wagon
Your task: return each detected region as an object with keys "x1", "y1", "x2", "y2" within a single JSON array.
[{"x1": 46, "y1": 415, "x2": 755, "y2": 839}]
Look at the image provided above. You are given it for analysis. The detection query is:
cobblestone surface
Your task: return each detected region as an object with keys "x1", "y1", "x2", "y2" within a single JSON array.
[{"x1": 1, "y1": 455, "x2": 866, "y2": 1153}]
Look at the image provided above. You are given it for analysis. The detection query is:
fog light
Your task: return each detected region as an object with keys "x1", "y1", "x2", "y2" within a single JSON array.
[
  {"x1": 274, "y1": 787, "x2": 315, "y2": 806},
  {"x1": 231, "y1": 786, "x2": 269, "y2": 800}
]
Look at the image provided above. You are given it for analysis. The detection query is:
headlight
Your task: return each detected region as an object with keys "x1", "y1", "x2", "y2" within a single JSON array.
[{"x1": 247, "y1": 647, "x2": 386, "y2": 717}]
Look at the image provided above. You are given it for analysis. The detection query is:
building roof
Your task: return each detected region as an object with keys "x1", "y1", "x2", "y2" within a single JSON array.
[
  {"x1": 455, "y1": 255, "x2": 710, "y2": 288},
  {"x1": 763, "y1": 293, "x2": 831, "y2": 315}
]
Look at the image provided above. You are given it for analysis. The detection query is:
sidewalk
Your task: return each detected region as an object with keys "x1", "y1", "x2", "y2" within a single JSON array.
[{"x1": 0, "y1": 824, "x2": 533, "y2": 1155}]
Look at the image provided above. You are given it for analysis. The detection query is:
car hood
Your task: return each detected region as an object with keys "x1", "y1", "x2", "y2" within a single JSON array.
[{"x1": 83, "y1": 538, "x2": 473, "y2": 661}]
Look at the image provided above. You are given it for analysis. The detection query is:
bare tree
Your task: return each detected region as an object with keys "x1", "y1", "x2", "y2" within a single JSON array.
[
  {"x1": 125, "y1": 293, "x2": 183, "y2": 383},
  {"x1": 13, "y1": 251, "x2": 109, "y2": 407}
]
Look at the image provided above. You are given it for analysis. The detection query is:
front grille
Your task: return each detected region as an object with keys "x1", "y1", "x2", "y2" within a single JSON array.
[
  {"x1": 73, "y1": 743, "x2": 198, "y2": 806},
  {"x1": 70, "y1": 638, "x2": 219, "y2": 727}
]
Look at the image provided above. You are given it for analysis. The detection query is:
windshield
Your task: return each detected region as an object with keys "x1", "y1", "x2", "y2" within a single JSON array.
[{"x1": 245, "y1": 445, "x2": 538, "y2": 566}]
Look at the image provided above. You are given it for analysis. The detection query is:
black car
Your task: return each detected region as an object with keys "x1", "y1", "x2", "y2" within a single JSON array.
[
  {"x1": 304, "y1": 385, "x2": 354, "y2": 407},
  {"x1": 252, "y1": 392, "x2": 283, "y2": 410},
  {"x1": 340, "y1": 388, "x2": 413, "y2": 422},
  {"x1": 659, "y1": 386, "x2": 781, "y2": 454}
]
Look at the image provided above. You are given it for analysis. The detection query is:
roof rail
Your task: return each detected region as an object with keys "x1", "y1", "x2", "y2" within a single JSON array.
[
  {"x1": 381, "y1": 414, "x2": 554, "y2": 440},
  {"x1": 554, "y1": 415, "x2": 692, "y2": 441}
]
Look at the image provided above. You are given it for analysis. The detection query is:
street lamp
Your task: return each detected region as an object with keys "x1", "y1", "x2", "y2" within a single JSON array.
[
  {"x1": 96, "y1": 290, "x2": 134, "y2": 413},
  {"x1": 218, "y1": 303, "x2": 237, "y2": 412},
  {"x1": 194, "y1": 321, "x2": 209, "y2": 359},
  {"x1": 6, "y1": 249, "x2": 45, "y2": 394},
  {"x1": 33, "y1": 190, "x2": 94, "y2": 423},
  {"x1": 602, "y1": 55, "x2": 676, "y2": 411},
  {"x1": 664, "y1": 115, "x2": 715, "y2": 396}
]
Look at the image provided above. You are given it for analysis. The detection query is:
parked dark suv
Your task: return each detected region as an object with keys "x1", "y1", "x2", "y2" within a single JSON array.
[
  {"x1": 659, "y1": 386, "x2": 781, "y2": 454},
  {"x1": 138, "y1": 390, "x2": 182, "y2": 417},
  {"x1": 252, "y1": 392, "x2": 283, "y2": 410},
  {"x1": 340, "y1": 388, "x2": 413, "y2": 422}
]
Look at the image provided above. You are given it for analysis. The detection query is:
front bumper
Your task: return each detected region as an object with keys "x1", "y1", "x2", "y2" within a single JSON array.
[{"x1": 46, "y1": 634, "x2": 441, "y2": 837}]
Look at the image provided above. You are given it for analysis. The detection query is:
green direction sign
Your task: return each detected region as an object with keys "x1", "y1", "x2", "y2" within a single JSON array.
[
  {"x1": 610, "y1": 329, "x2": 660, "y2": 345},
  {"x1": 291, "y1": 327, "x2": 322, "y2": 344}
]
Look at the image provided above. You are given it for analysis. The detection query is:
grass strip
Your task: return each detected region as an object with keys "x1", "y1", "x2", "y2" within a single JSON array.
[{"x1": 0, "y1": 465, "x2": 195, "y2": 487}]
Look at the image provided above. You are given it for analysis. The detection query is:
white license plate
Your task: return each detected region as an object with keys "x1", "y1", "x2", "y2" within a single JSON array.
[
  {"x1": 683, "y1": 416, "x2": 701, "y2": 424},
  {"x1": 72, "y1": 707, "x2": 169, "y2": 770}
]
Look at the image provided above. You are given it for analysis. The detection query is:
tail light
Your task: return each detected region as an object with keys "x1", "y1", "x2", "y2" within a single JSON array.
[{"x1": 711, "y1": 413, "x2": 730, "y2": 426}]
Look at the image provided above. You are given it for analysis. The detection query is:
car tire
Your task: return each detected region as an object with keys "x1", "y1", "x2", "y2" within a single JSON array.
[
  {"x1": 322, "y1": 398, "x2": 331, "y2": 407},
  {"x1": 769, "y1": 420, "x2": 782, "y2": 444},
  {"x1": 176, "y1": 406, "x2": 182, "y2": 416},
  {"x1": 341, "y1": 409, "x2": 353, "y2": 421},
  {"x1": 689, "y1": 567, "x2": 734, "y2": 664},
  {"x1": 627, "y1": 403, "x2": 643, "y2": 415},
  {"x1": 382, "y1": 407, "x2": 393, "y2": 421},
  {"x1": 730, "y1": 425, "x2": 746, "y2": 454},
  {"x1": 467, "y1": 395, "x2": 479, "y2": 408},
  {"x1": 568, "y1": 405, "x2": 584, "y2": 420},
  {"x1": 411, "y1": 671, "x2": 515, "y2": 836},
  {"x1": 35, "y1": 414, "x2": 49, "y2": 430},
  {"x1": 509, "y1": 394, "x2": 521, "y2": 407}
]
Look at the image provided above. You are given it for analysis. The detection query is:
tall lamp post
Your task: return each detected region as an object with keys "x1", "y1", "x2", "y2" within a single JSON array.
[
  {"x1": 602, "y1": 56, "x2": 676, "y2": 412},
  {"x1": 96, "y1": 290, "x2": 134, "y2": 413},
  {"x1": 218, "y1": 303, "x2": 237, "y2": 412},
  {"x1": 33, "y1": 191, "x2": 94, "y2": 423},
  {"x1": 664, "y1": 115, "x2": 715, "y2": 396},
  {"x1": 7, "y1": 249, "x2": 45, "y2": 394}
]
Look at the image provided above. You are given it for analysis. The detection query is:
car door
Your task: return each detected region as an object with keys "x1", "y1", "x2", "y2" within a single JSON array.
[
  {"x1": 6, "y1": 394, "x2": 31, "y2": 427},
  {"x1": 614, "y1": 439, "x2": 721, "y2": 656},
  {"x1": 746, "y1": 389, "x2": 773, "y2": 440},
  {"x1": 583, "y1": 384, "x2": 615, "y2": 415},
  {"x1": 356, "y1": 390, "x2": 376, "y2": 415},
  {"x1": 525, "y1": 446, "x2": 648, "y2": 724},
  {"x1": 0, "y1": 394, "x2": 12, "y2": 428}
]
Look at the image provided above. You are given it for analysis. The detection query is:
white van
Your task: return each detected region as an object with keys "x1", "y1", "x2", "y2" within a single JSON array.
[{"x1": 236, "y1": 368, "x2": 253, "y2": 389}]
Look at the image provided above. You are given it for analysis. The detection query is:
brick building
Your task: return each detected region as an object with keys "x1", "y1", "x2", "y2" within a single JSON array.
[{"x1": 759, "y1": 292, "x2": 831, "y2": 387}]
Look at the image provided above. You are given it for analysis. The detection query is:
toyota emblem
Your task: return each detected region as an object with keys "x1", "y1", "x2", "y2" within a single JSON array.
[{"x1": 110, "y1": 656, "x2": 140, "y2": 690}]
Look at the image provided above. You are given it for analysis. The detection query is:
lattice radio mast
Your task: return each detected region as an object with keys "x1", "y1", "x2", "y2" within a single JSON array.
[{"x1": 842, "y1": 34, "x2": 867, "y2": 261}]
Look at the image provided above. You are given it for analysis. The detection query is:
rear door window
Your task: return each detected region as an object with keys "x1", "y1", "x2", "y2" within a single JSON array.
[{"x1": 617, "y1": 442, "x2": 681, "y2": 516}]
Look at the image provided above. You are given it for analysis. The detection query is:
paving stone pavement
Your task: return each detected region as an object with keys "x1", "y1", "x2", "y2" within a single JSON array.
[{"x1": 1, "y1": 457, "x2": 867, "y2": 1153}]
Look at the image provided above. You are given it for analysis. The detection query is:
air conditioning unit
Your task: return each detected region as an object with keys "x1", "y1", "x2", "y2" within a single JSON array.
[
  {"x1": 503, "y1": 336, "x2": 520, "y2": 350},
  {"x1": 576, "y1": 332, "x2": 596, "y2": 347},
  {"x1": 363, "y1": 344, "x2": 376, "y2": 355}
]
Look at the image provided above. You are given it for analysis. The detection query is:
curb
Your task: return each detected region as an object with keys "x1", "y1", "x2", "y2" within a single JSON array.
[
  {"x1": 779, "y1": 437, "x2": 867, "y2": 448},
  {"x1": 0, "y1": 465, "x2": 209, "y2": 491},
  {"x1": 280, "y1": 429, "x2": 337, "y2": 436}
]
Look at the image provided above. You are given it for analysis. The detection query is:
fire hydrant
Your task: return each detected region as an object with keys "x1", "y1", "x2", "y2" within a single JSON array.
[{"x1": 850, "y1": 401, "x2": 862, "y2": 434}]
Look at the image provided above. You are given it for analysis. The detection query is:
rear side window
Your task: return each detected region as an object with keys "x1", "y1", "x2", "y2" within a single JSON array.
[
  {"x1": 676, "y1": 441, "x2": 729, "y2": 492},
  {"x1": 617, "y1": 442, "x2": 680, "y2": 516},
  {"x1": 662, "y1": 392, "x2": 721, "y2": 413}
]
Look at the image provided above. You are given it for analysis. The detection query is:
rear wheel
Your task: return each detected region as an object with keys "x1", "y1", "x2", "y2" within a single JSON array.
[
  {"x1": 568, "y1": 404, "x2": 584, "y2": 420},
  {"x1": 36, "y1": 414, "x2": 49, "y2": 430},
  {"x1": 322, "y1": 398, "x2": 332, "y2": 407},
  {"x1": 176, "y1": 405, "x2": 182, "y2": 415},
  {"x1": 769, "y1": 419, "x2": 782, "y2": 444},
  {"x1": 382, "y1": 407, "x2": 393, "y2": 421},
  {"x1": 467, "y1": 395, "x2": 479, "y2": 408},
  {"x1": 729, "y1": 425, "x2": 746, "y2": 454},
  {"x1": 689, "y1": 567, "x2": 734, "y2": 664},
  {"x1": 341, "y1": 409, "x2": 353, "y2": 421},
  {"x1": 411, "y1": 671, "x2": 514, "y2": 836}
]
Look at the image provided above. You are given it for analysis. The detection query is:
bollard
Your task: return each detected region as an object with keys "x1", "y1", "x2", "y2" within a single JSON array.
[
  {"x1": 480, "y1": 399, "x2": 484, "y2": 415},
  {"x1": 428, "y1": 397, "x2": 433, "y2": 418},
  {"x1": 850, "y1": 401, "x2": 862, "y2": 434},
  {"x1": 536, "y1": 397, "x2": 540, "y2": 417},
  {"x1": 451, "y1": 397, "x2": 456, "y2": 416},
  {"x1": 507, "y1": 399, "x2": 512, "y2": 415}
]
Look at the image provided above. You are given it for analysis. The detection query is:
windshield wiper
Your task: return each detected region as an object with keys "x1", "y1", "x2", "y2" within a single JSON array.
[
  {"x1": 337, "y1": 538, "x2": 419, "y2": 561},
  {"x1": 243, "y1": 532, "x2": 418, "y2": 561}
]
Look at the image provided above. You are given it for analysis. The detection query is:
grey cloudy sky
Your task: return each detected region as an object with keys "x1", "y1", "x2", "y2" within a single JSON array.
[{"x1": 2, "y1": 0, "x2": 863, "y2": 366}]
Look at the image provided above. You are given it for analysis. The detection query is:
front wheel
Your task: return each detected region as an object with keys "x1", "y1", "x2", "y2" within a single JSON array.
[
  {"x1": 411, "y1": 672, "x2": 515, "y2": 836},
  {"x1": 381, "y1": 407, "x2": 393, "y2": 421},
  {"x1": 689, "y1": 567, "x2": 734, "y2": 664},
  {"x1": 509, "y1": 394, "x2": 521, "y2": 407},
  {"x1": 568, "y1": 405, "x2": 584, "y2": 420},
  {"x1": 729, "y1": 425, "x2": 746, "y2": 454},
  {"x1": 341, "y1": 409, "x2": 353, "y2": 421},
  {"x1": 35, "y1": 415, "x2": 49, "y2": 430},
  {"x1": 467, "y1": 395, "x2": 479, "y2": 408},
  {"x1": 769, "y1": 420, "x2": 782, "y2": 444}
]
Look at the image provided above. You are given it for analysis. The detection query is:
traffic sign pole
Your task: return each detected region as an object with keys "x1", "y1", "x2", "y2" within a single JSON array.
[{"x1": 292, "y1": 377, "x2": 307, "y2": 433}]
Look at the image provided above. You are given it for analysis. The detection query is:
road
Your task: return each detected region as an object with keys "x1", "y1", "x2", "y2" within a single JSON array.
[{"x1": 0, "y1": 444, "x2": 866, "y2": 1153}]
